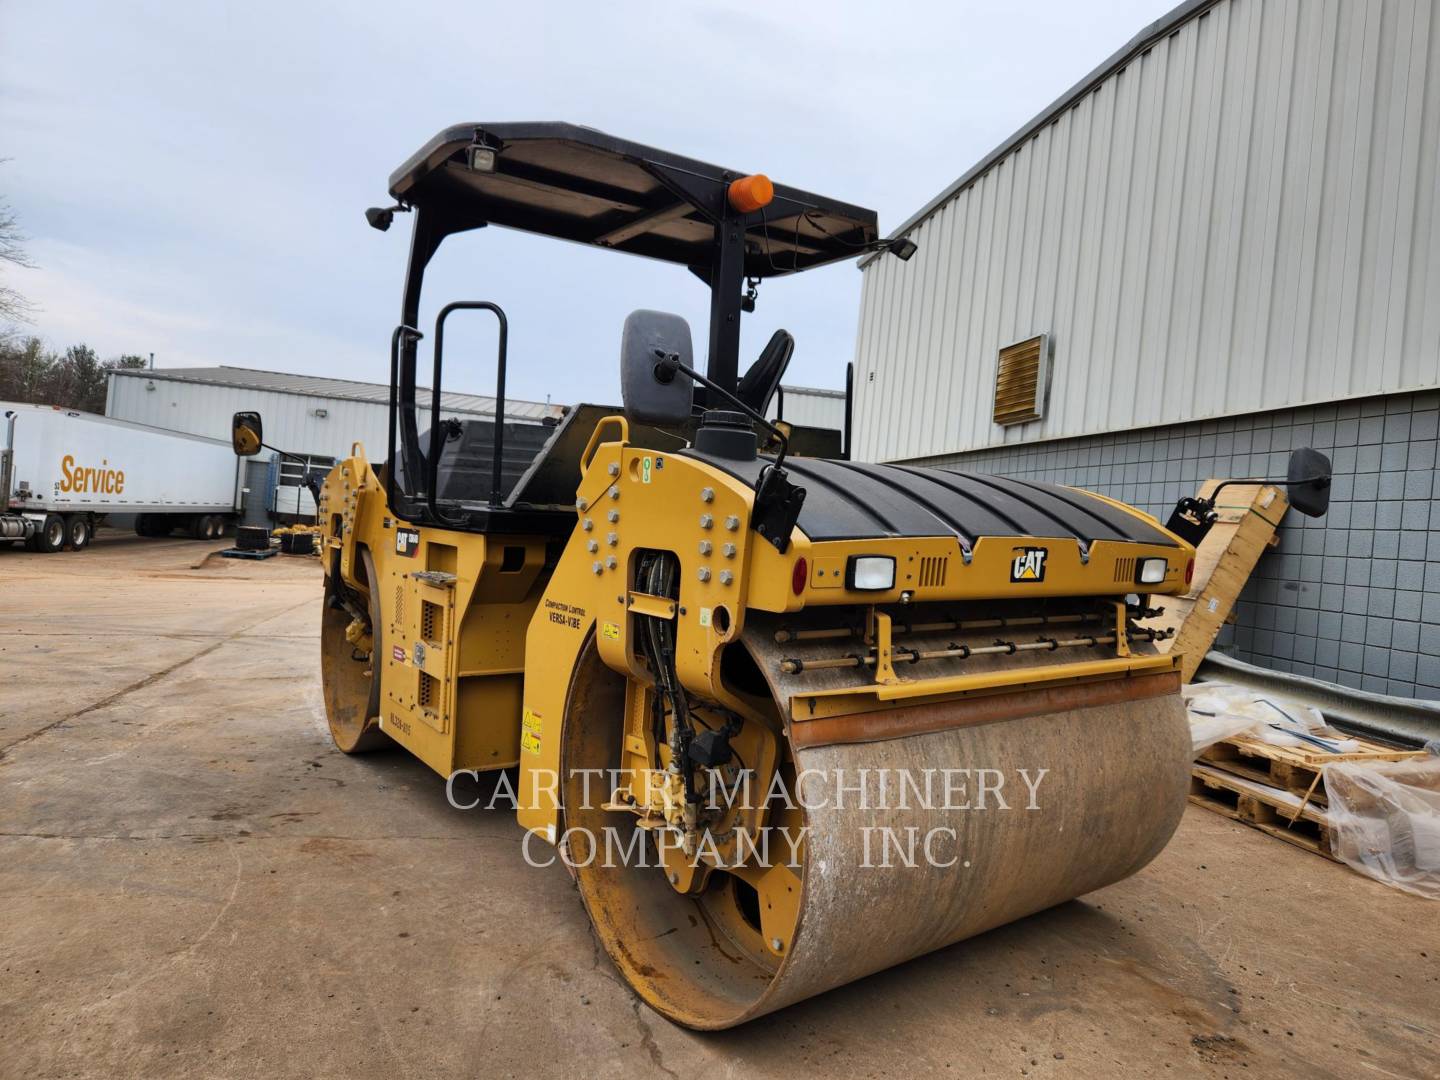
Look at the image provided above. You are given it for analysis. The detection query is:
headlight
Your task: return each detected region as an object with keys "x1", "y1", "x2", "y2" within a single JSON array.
[
  {"x1": 1138, "y1": 557, "x2": 1168, "y2": 585},
  {"x1": 846, "y1": 555, "x2": 896, "y2": 591}
]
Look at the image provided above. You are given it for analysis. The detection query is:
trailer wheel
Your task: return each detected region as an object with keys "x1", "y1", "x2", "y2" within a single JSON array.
[
  {"x1": 34, "y1": 514, "x2": 66, "y2": 553},
  {"x1": 135, "y1": 514, "x2": 168, "y2": 537},
  {"x1": 65, "y1": 514, "x2": 93, "y2": 551}
]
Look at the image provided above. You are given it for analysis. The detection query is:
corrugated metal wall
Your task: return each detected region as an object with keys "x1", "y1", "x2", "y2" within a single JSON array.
[
  {"x1": 105, "y1": 374, "x2": 540, "y2": 463},
  {"x1": 769, "y1": 386, "x2": 847, "y2": 430},
  {"x1": 853, "y1": 0, "x2": 1440, "y2": 462},
  {"x1": 107, "y1": 375, "x2": 394, "y2": 460}
]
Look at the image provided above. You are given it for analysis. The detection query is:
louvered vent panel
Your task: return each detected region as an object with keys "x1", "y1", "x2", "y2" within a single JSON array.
[
  {"x1": 1115, "y1": 557, "x2": 1135, "y2": 584},
  {"x1": 993, "y1": 334, "x2": 1048, "y2": 426},
  {"x1": 394, "y1": 586, "x2": 406, "y2": 629},
  {"x1": 919, "y1": 556, "x2": 948, "y2": 589}
]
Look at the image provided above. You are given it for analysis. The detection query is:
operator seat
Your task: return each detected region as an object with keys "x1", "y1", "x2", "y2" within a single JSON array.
[{"x1": 735, "y1": 329, "x2": 794, "y2": 416}]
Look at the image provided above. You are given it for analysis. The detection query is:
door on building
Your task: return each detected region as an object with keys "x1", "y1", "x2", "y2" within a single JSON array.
[{"x1": 272, "y1": 454, "x2": 336, "y2": 523}]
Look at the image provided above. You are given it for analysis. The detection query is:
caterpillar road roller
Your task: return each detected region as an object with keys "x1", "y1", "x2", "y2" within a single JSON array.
[{"x1": 234, "y1": 123, "x2": 1202, "y2": 1029}]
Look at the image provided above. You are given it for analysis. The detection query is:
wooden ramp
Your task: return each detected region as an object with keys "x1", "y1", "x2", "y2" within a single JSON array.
[{"x1": 1143, "y1": 481, "x2": 1288, "y2": 682}]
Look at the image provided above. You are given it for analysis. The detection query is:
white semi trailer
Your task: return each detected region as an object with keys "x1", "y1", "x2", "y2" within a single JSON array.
[{"x1": 1, "y1": 402, "x2": 241, "y2": 553}]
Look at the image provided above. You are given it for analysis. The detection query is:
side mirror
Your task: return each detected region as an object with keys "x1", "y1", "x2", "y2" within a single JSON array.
[
  {"x1": 1287, "y1": 447, "x2": 1332, "y2": 518},
  {"x1": 232, "y1": 411, "x2": 264, "y2": 456},
  {"x1": 620, "y1": 310, "x2": 693, "y2": 426}
]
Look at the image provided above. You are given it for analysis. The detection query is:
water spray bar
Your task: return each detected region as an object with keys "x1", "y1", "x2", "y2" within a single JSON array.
[
  {"x1": 778, "y1": 627, "x2": 1175, "y2": 675},
  {"x1": 771, "y1": 610, "x2": 1159, "y2": 645}
]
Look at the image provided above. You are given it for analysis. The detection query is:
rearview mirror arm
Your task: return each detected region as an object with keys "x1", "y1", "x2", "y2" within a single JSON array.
[
  {"x1": 652, "y1": 349, "x2": 790, "y2": 472},
  {"x1": 1205, "y1": 473, "x2": 1331, "y2": 505}
]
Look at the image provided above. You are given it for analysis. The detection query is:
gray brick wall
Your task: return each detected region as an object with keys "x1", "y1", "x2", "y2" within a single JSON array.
[{"x1": 910, "y1": 390, "x2": 1439, "y2": 700}]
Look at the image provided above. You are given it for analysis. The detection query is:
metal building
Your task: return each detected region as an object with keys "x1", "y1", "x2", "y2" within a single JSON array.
[
  {"x1": 106, "y1": 366, "x2": 848, "y2": 523},
  {"x1": 770, "y1": 384, "x2": 847, "y2": 431},
  {"x1": 852, "y1": 0, "x2": 1440, "y2": 698},
  {"x1": 107, "y1": 366, "x2": 563, "y2": 522}
]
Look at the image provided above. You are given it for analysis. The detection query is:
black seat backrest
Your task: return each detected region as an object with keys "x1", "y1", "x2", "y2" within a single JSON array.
[{"x1": 735, "y1": 329, "x2": 794, "y2": 416}]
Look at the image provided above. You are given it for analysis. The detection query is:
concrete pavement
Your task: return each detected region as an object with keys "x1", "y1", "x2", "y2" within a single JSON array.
[{"x1": 1, "y1": 531, "x2": 1435, "y2": 1078}]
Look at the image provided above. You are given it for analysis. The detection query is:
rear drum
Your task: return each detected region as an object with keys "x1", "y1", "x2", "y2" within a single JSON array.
[{"x1": 320, "y1": 546, "x2": 391, "y2": 753}]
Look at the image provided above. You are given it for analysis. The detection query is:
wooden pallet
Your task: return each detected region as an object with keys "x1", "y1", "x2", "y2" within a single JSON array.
[
  {"x1": 1189, "y1": 764, "x2": 1337, "y2": 860},
  {"x1": 219, "y1": 546, "x2": 277, "y2": 560},
  {"x1": 1198, "y1": 729, "x2": 1425, "y2": 806}
]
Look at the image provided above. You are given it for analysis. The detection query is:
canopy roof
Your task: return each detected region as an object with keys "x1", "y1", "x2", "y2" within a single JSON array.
[{"x1": 388, "y1": 122, "x2": 878, "y2": 277}]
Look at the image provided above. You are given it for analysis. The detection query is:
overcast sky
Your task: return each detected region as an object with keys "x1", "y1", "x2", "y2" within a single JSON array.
[{"x1": 2, "y1": 0, "x2": 1176, "y2": 407}]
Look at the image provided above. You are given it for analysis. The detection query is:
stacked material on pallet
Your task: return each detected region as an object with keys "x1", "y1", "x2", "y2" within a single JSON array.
[
  {"x1": 1185, "y1": 682, "x2": 1437, "y2": 896},
  {"x1": 1327, "y1": 757, "x2": 1440, "y2": 899}
]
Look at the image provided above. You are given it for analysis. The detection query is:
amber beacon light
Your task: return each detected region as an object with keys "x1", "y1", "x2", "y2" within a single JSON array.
[{"x1": 727, "y1": 173, "x2": 774, "y2": 213}]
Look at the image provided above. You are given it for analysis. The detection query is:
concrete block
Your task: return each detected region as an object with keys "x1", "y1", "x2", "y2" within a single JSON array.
[
  {"x1": 1375, "y1": 501, "x2": 1403, "y2": 529},
  {"x1": 1366, "y1": 616, "x2": 1393, "y2": 647},
  {"x1": 1411, "y1": 410, "x2": 1439, "y2": 441},
  {"x1": 1393, "y1": 591, "x2": 1423, "y2": 622},
  {"x1": 1338, "y1": 642, "x2": 1364, "y2": 672},
  {"x1": 1389, "y1": 652, "x2": 1418, "y2": 682},
  {"x1": 1420, "y1": 624, "x2": 1440, "y2": 657},
  {"x1": 1369, "y1": 559, "x2": 1398, "y2": 589},
  {"x1": 1381, "y1": 441, "x2": 1409, "y2": 471},
  {"x1": 1399, "y1": 531, "x2": 1428, "y2": 559},
  {"x1": 1418, "y1": 654, "x2": 1440, "y2": 687},
  {"x1": 1393, "y1": 621, "x2": 1420, "y2": 651}
]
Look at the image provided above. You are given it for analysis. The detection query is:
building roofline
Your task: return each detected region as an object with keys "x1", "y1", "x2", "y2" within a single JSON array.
[
  {"x1": 778, "y1": 384, "x2": 846, "y2": 399},
  {"x1": 859, "y1": 0, "x2": 1220, "y2": 269},
  {"x1": 108, "y1": 364, "x2": 556, "y2": 418}
]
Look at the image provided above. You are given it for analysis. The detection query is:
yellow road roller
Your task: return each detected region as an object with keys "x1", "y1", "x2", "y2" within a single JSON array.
[{"x1": 234, "y1": 123, "x2": 1203, "y2": 1029}]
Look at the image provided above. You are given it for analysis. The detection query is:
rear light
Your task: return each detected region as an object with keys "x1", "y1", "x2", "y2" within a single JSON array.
[
  {"x1": 791, "y1": 557, "x2": 808, "y2": 595},
  {"x1": 1185, "y1": 558, "x2": 1194, "y2": 585},
  {"x1": 1137, "y1": 557, "x2": 1167, "y2": 585},
  {"x1": 846, "y1": 555, "x2": 897, "y2": 591}
]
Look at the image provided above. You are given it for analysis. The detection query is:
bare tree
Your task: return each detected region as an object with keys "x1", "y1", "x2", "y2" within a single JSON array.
[{"x1": 0, "y1": 163, "x2": 35, "y2": 335}]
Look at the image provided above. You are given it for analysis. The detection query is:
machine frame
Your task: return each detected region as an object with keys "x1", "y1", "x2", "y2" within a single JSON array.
[{"x1": 238, "y1": 121, "x2": 1206, "y2": 1030}]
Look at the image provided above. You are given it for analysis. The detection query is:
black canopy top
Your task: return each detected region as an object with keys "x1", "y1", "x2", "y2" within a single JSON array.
[{"x1": 388, "y1": 122, "x2": 879, "y2": 277}]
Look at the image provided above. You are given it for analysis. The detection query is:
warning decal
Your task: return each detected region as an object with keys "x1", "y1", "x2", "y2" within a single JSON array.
[
  {"x1": 521, "y1": 709, "x2": 542, "y2": 755},
  {"x1": 601, "y1": 621, "x2": 620, "y2": 640}
]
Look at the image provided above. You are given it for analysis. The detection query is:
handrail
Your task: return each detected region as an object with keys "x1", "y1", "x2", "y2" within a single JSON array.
[
  {"x1": 387, "y1": 323, "x2": 423, "y2": 515},
  {"x1": 429, "y1": 301, "x2": 509, "y2": 525},
  {"x1": 579, "y1": 416, "x2": 629, "y2": 476}
]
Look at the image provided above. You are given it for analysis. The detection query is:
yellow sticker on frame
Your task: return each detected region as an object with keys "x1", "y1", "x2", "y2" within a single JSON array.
[{"x1": 521, "y1": 708, "x2": 542, "y2": 755}]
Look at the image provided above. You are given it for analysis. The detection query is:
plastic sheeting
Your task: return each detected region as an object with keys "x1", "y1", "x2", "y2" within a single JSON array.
[
  {"x1": 1182, "y1": 682, "x2": 1355, "y2": 755},
  {"x1": 1325, "y1": 756, "x2": 1440, "y2": 901}
]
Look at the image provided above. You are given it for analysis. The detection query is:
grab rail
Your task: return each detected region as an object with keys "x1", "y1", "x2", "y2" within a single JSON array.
[{"x1": 429, "y1": 301, "x2": 509, "y2": 521}]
